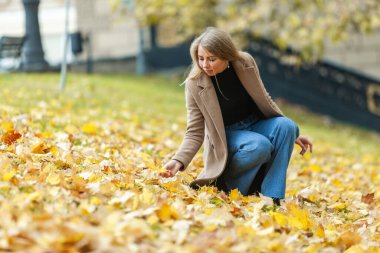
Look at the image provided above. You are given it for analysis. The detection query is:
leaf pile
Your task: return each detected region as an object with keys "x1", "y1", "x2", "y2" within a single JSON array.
[{"x1": 0, "y1": 74, "x2": 379, "y2": 252}]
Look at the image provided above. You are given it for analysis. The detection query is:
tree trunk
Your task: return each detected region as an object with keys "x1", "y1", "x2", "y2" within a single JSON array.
[{"x1": 21, "y1": 0, "x2": 49, "y2": 71}]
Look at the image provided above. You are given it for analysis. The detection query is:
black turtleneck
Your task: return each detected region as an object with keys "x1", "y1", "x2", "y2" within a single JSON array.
[{"x1": 210, "y1": 64, "x2": 264, "y2": 126}]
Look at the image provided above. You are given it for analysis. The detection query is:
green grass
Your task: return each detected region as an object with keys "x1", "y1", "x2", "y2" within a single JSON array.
[{"x1": 1, "y1": 72, "x2": 379, "y2": 158}]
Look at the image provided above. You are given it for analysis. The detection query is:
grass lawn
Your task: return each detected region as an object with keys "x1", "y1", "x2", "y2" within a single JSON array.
[{"x1": 0, "y1": 73, "x2": 379, "y2": 252}]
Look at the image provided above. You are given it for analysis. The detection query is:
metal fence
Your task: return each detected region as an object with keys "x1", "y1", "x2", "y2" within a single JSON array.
[{"x1": 246, "y1": 39, "x2": 380, "y2": 131}]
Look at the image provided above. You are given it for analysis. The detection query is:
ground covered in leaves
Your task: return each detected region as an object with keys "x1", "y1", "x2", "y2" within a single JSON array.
[{"x1": 0, "y1": 73, "x2": 379, "y2": 252}]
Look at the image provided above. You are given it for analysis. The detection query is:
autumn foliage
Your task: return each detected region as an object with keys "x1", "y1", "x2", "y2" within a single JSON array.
[{"x1": 0, "y1": 74, "x2": 379, "y2": 252}]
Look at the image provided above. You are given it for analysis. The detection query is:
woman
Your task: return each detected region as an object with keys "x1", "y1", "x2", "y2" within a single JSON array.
[{"x1": 161, "y1": 27, "x2": 312, "y2": 204}]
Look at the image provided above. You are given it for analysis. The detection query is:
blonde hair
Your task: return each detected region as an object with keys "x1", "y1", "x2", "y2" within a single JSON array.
[{"x1": 187, "y1": 27, "x2": 240, "y2": 81}]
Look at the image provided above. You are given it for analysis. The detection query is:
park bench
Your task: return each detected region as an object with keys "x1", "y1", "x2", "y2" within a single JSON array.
[{"x1": 0, "y1": 36, "x2": 25, "y2": 70}]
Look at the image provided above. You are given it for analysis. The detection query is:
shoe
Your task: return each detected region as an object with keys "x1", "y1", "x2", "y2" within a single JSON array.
[{"x1": 272, "y1": 197, "x2": 281, "y2": 206}]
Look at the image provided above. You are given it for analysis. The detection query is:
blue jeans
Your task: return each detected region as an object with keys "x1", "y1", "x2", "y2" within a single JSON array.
[{"x1": 216, "y1": 115, "x2": 299, "y2": 199}]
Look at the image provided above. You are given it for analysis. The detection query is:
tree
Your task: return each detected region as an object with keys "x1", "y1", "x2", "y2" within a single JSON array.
[
  {"x1": 111, "y1": 0, "x2": 380, "y2": 62},
  {"x1": 21, "y1": 0, "x2": 49, "y2": 71}
]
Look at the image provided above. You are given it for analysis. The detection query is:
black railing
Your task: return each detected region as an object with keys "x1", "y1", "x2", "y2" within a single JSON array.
[
  {"x1": 145, "y1": 40, "x2": 192, "y2": 70},
  {"x1": 247, "y1": 39, "x2": 380, "y2": 131}
]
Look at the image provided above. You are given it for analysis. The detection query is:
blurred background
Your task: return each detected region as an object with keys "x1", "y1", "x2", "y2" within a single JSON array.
[{"x1": 0, "y1": 0, "x2": 379, "y2": 130}]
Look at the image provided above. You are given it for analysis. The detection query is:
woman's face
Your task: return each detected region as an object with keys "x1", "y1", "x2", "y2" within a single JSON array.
[{"x1": 198, "y1": 45, "x2": 228, "y2": 76}]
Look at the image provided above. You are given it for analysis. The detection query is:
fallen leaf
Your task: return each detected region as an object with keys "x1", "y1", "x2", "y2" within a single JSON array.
[
  {"x1": 286, "y1": 203, "x2": 312, "y2": 230},
  {"x1": 328, "y1": 202, "x2": 346, "y2": 211},
  {"x1": 229, "y1": 189, "x2": 241, "y2": 201},
  {"x1": 82, "y1": 124, "x2": 97, "y2": 134},
  {"x1": 1, "y1": 130, "x2": 21, "y2": 145},
  {"x1": 31, "y1": 142, "x2": 50, "y2": 154},
  {"x1": 46, "y1": 173, "x2": 61, "y2": 185},
  {"x1": 156, "y1": 203, "x2": 178, "y2": 222},
  {"x1": 271, "y1": 211, "x2": 288, "y2": 226},
  {"x1": 1, "y1": 119, "x2": 14, "y2": 131},
  {"x1": 3, "y1": 169, "x2": 16, "y2": 181},
  {"x1": 361, "y1": 193, "x2": 375, "y2": 204},
  {"x1": 336, "y1": 231, "x2": 362, "y2": 250}
]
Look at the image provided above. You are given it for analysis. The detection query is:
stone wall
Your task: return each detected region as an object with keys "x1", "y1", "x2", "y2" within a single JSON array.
[
  {"x1": 73, "y1": 0, "x2": 139, "y2": 62},
  {"x1": 324, "y1": 30, "x2": 380, "y2": 80}
]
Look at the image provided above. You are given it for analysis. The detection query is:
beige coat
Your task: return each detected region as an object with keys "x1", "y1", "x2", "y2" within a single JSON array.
[{"x1": 173, "y1": 51, "x2": 283, "y2": 188}]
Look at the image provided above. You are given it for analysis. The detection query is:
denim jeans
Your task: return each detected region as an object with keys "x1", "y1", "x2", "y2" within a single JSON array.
[{"x1": 216, "y1": 115, "x2": 299, "y2": 199}]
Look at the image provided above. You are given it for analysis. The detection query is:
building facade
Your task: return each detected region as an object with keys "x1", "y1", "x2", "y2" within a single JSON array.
[{"x1": 0, "y1": 0, "x2": 379, "y2": 79}]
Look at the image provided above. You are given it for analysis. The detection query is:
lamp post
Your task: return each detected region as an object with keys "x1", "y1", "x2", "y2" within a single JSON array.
[{"x1": 21, "y1": 0, "x2": 49, "y2": 71}]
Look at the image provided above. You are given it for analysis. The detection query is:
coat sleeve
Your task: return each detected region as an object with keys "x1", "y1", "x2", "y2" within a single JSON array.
[{"x1": 172, "y1": 83, "x2": 205, "y2": 170}]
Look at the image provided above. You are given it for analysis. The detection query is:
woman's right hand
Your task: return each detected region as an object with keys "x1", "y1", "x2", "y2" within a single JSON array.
[{"x1": 160, "y1": 160, "x2": 183, "y2": 178}]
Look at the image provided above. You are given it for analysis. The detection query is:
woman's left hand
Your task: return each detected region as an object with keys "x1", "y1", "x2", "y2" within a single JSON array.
[{"x1": 295, "y1": 135, "x2": 313, "y2": 156}]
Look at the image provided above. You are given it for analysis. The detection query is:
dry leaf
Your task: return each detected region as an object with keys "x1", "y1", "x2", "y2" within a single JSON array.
[
  {"x1": 31, "y1": 142, "x2": 50, "y2": 154},
  {"x1": 156, "y1": 203, "x2": 178, "y2": 222},
  {"x1": 3, "y1": 169, "x2": 16, "y2": 181},
  {"x1": 46, "y1": 173, "x2": 61, "y2": 185},
  {"x1": 82, "y1": 124, "x2": 97, "y2": 134},
  {"x1": 361, "y1": 193, "x2": 375, "y2": 204},
  {"x1": 1, "y1": 130, "x2": 21, "y2": 145}
]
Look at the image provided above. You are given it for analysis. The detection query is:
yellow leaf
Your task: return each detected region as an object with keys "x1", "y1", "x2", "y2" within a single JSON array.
[
  {"x1": 3, "y1": 169, "x2": 16, "y2": 181},
  {"x1": 308, "y1": 191, "x2": 321, "y2": 203},
  {"x1": 146, "y1": 213, "x2": 159, "y2": 225},
  {"x1": 132, "y1": 195, "x2": 139, "y2": 210},
  {"x1": 31, "y1": 142, "x2": 50, "y2": 154},
  {"x1": 157, "y1": 203, "x2": 171, "y2": 222},
  {"x1": 331, "y1": 179, "x2": 342, "y2": 186},
  {"x1": 157, "y1": 203, "x2": 177, "y2": 222},
  {"x1": 50, "y1": 146, "x2": 59, "y2": 157},
  {"x1": 229, "y1": 189, "x2": 240, "y2": 201},
  {"x1": 82, "y1": 124, "x2": 97, "y2": 134},
  {"x1": 205, "y1": 224, "x2": 216, "y2": 231},
  {"x1": 28, "y1": 191, "x2": 42, "y2": 202},
  {"x1": 328, "y1": 202, "x2": 346, "y2": 211},
  {"x1": 141, "y1": 188, "x2": 155, "y2": 205},
  {"x1": 271, "y1": 212, "x2": 288, "y2": 226},
  {"x1": 343, "y1": 245, "x2": 366, "y2": 253},
  {"x1": 90, "y1": 197, "x2": 102, "y2": 205},
  {"x1": 309, "y1": 164, "x2": 322, "y2": 172},
  {"x1": 268, "y1": 241, "x2": 284, "y2": 251},
  {"x1": 161, "y1": 182, "x2": 179, "y2": 193},
  {"x1": 337, "y1": 231, "x2": 362, "y2": 250},
  {"x1": 64, "y1": 124, "x2": 78, "y2": 134},
  {"x1": 304, "y1": 244, "x2": 320, "y2": 253},
  {"x1": 80, "y1": 203, "x2": 96, "y2": 215},
  {"x1": 88, "y1": 173, "x2": 101, "y2": 183},
  {"x1": 46, "y1": 173, "x2": 61, "y2": 185},
  {"x1": 286, "y1": 203, "x2": 311, "y2": 230},
  {"x1": 237, "y1": 224, "x2": 256, "y2": 236},
  {"x1": 288, "y1": 216, "x2": 308, "y2": 230},
  {"x1": 314, "y1": 224, "x2": 325, "y2": 238},
  {"x1": 0, "y1": 183, "x2": 9, "y2": 190},
  {"x1": 204, "y1": 208, "x2": 215, "y2": 215},
  {"x1": 1, "y1": 120, "x2": 13, "y2": 131},
  {"x1": 40, "y1": 132, "x2": 52, "y2": 138}
]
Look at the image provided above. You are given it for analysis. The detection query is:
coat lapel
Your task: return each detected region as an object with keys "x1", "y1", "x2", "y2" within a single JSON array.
[
  {"x1": 232, "y1": 60, "x2": 259, "y2": 103},
  {"x1": 197, "y1": 74, "x2": 227, "y2": 147}
]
